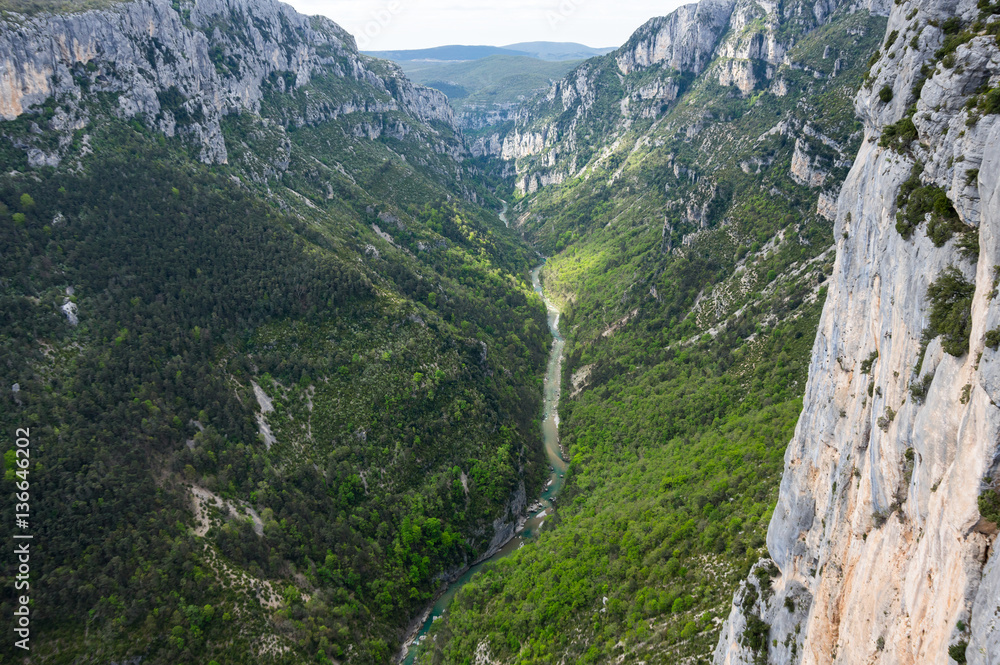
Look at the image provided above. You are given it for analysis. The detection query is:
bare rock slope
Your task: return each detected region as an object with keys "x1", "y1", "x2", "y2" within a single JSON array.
[
  {"x1": 483, "y1": 0, "x2": 893, "y2": 195},
  {"x1": 0, "y1": 0, "x2": 456, "y2": 164},
  {"x1": 714, "y1": 0, "x2": 1000, "y2": 663}
]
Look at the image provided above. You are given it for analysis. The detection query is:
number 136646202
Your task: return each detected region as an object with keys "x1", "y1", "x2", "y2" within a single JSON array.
[{"x1": 12, "y1": 427, "x2": 32, "y2": 651}]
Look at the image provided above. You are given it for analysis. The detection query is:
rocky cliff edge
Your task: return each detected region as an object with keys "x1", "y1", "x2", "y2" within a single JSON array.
[{"x1": 714, "y1": 0, "x2": 1000, "y2": 662}]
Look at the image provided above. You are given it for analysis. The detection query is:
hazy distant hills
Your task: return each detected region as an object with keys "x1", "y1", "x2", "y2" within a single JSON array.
[
  {"x1": 364, "y1": 42, "x2": 614, "y2": 127},
  {"x1": 503, "y1": 41, "x2": 616, "y2": 61},
  {"x1": 365, "y1": 41, "x2": 615, "y2": 63},
  {"x1": 396, "y1": 55, "x2": 580, "y2": 110}
]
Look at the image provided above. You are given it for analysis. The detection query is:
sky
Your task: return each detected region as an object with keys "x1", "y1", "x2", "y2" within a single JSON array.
[{"x1": 282, "y1": 0, "x2": 688, "y2": 51}]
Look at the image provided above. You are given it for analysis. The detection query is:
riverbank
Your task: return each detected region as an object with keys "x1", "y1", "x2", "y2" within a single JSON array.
[
  {"x1": 395, "y1": 261, "x2": 567, "y2": 664},
  {"x1": 395, "y1": 496, "x2": 543, "y2": 663}
]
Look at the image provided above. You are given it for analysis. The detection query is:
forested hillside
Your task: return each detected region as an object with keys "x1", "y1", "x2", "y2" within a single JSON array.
[
  {"x1": 0, "y1": 1, "x2": 550, "y2": 662},
  {"x1": 12, "y1": 0, "x2": 977, "y2": 662},
  {"x1": 417, "y1": 1, "x2": 889, "y2": 663}
]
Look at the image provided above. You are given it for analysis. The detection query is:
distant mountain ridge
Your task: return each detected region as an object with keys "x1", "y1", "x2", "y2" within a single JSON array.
[
  {"x1": 365, "y1": 41, "x2": 615, "y2": 63},
  {"x1": 502, "y1": 41, "x2": 617, "y2": 61},
  {"x1": 367, "y1": 42, "x2": 612, "y2": 134},
  {"x1": 396, "y1": 55, "x2": 581, "y2": 129}
]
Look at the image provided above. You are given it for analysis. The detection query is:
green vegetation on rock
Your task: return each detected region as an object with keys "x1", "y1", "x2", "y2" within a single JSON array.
[
  {"x1": 0, "y1": 12, "x2": 547, "y2": 662},
  {"x1": 416, "y1": 6, "x2": 885, "y2": 664}
]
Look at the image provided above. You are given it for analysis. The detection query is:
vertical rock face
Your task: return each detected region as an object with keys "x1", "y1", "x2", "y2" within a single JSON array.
[
  {"x1": 615, "y1": 0, "x2": 737, "y2": 75},
  {"x1": 0, "y1": 0, "x2": 457, "y2": 164},
  {"x1": 493, "y1": 0, "x2": 887, "y2": 195},
  {"x1": 714, "y1": 0, "x2": 1000, "y2": 663}
]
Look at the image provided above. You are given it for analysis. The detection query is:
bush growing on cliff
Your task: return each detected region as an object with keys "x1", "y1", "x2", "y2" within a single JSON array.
[
  {"x1": 895, "y1": 171, "x2": 964, "y2": 245},
  {"x1": 927, "y1": 266, "x2": 976, "y2": 356},
  {"x1": 880, "y1": 116, "x2": 917, "y2": 153},
  {"x1": 981, "y1": 87, "x2": 1000, "y2": 114},
  {"x1": 979, "y1": 482, "x2": 1000, "y2": 525},
  {"x1": 986, "y1": 328, "x2": 1000, "y2": 349},
  {"x1": 910, "y1": 371, "x2": 935, "y2": 404},
  {"x1": 742, "y1": 613, "x2": 771, "y2": 658},
  {"x1": 860, "y1": 349, "x2": 879, "y2": 374},
  {"x1": 948, "y1": 639, "x2": 969, "y2": 663}
]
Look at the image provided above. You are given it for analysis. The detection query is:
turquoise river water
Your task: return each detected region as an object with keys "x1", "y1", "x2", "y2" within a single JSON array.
[{"x1": 400, "y1": 262, "x2": 568, "y2": 663}]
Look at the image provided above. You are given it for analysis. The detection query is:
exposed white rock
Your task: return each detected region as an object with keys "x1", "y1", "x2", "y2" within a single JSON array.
[
  {"x1": 616, "y1": 0, "x2": 736, "y2": 75},
  {"x1": 252, "y1": 380, "x2": 274, "y2": 413},
  {"x1": 0, "y1": 0, "x2": 460, "y2": 164},
  {"x1": 715, "y1": 0, "x2": 1000, "y2": 663},
  {"x1": 190, "y1": 485, "x2": 264, "y2": 537},
  {"x1": 251, "y1": 380, "x2": 276, "y2": 449},
  {"x1": 60, "y1": 298, "x2": 78, "y2": 325},
  {"x1": 817, "y1": 191, "x2": 838, "y2": 221},
  {"x1": 498, "y1": 0, "x2": 889, "y2": 196},
  {"x1": 790, "y1": 138, "x2": 828, "y2": 188}
]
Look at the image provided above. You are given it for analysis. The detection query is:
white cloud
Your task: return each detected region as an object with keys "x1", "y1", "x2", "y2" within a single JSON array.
[{"x1": 283, "y1": 0, "x2": 688, "y2": 51}]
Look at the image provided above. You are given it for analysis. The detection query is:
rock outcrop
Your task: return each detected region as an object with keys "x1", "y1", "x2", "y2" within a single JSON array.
[
  {"x1": 493, "y1": 0, "x2": 888, "y2": 196},
  {"x1": 714, "y1": 0, "x2": 1000, "y2": 663},
  {"x1": 0, "y1": 0, "x2": 457, "y2": 164},
  {"x1": 615, "y1": 0, "x2": 736, "y2": 75}
]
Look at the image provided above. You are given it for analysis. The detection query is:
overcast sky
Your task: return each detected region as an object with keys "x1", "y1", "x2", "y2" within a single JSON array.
[{"x1": 283, "y1": 0, "x2": 687, "y2": 51}]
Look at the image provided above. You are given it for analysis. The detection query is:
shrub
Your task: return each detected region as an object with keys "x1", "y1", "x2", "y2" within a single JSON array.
[
  {"x1": 979, "y1": 486, "x2": 1000, "y2": 524},
  {"x1": 924, "y1": 193, "x2": 964, "y2": 245},
  {"x1": 880, "y1": 116, "x2": 917, "y2": 153},
  {"x1": 981, "y1": 87, "x2": 1000, "y2": 114},
  {"x1": 879, "y1": 86, "x2": 894, "y2": 103},
  {"x1": 986, "y1": 328, "x2": 1000, "y2": 350},
  {"x1": 934, "y1": 17, "x2": 973, "y2": 66},
  {"x1": 910, "y1": 372, "x2": 934, "y2": 404},
  {"x1": 895, "y1": 163, "x2": 964, "y2": 245},
  {"x1": 927, "y1": 266, "x2": 975, "y2": 356},
  {"x1": 861, "y1": 350, "x2": 879, "y2": 374},
  {"x1": 948, "y1": 640, "x2": 968, "y2": 663},
  {"x1": 957, "y1": 227, "x2": 979, "y2": 262},
  {"x1": 895, "y1": 162, "x2": 925, "y2": 238},
  {"x1": 877, "y1": 406, "x2": 896, "y2": 431},
  {"x1": 742, "y1": 613, "x2": 771, "y2": 652}
]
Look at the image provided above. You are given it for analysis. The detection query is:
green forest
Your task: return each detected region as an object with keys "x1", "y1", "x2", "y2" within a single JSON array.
[
  {"x1": 415, "y1": 6, "x2": 884, "y2": 664},
  {"x1": 0, "y1": 21, "x2": 551, "y2": 659},
  {"x1": 0, "y1": 0, "x2": 895, "y2": 663}
]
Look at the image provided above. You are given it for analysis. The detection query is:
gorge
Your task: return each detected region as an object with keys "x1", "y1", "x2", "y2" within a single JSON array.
[{"x1": 1, "y1": 0, "x2": 998, "y2": 663}]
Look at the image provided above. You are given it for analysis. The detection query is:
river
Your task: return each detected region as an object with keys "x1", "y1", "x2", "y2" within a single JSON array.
[{"x1": 400, "y1": 262, "x2": 568, "y2": 663}]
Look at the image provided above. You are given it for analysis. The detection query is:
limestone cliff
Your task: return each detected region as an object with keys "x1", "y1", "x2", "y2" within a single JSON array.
[
  {"x1": 489, "y1": 0, "x2": 890, "y2": 196},
  {"x1": 0, "y1": 0, "x2": 458, "y2": 164},
  {"x1": 714, "y1": 0, "x2": 1000, "y2": 663},
  {"x1": 615, "y1": 0, "x2": 736, "y2": 76}
]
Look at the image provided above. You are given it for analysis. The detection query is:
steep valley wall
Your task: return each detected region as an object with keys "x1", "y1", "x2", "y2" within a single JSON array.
[{"x1": 714, "y1": 0, "x2": 1000, "y2": 663}]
